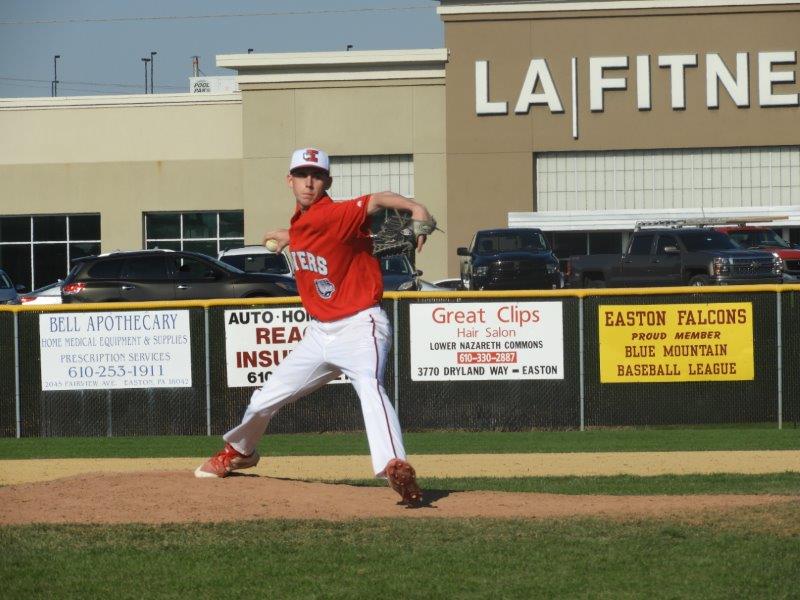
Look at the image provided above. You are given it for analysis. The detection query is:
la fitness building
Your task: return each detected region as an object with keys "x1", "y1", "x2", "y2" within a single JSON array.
[{"x1": 1, "y1": 0, "x2": 798, "y2": 291}]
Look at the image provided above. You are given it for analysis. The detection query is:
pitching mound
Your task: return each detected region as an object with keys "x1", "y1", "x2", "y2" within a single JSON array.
[{"x1": 0, "y1": 471, "x2": 794, "y2": 525}]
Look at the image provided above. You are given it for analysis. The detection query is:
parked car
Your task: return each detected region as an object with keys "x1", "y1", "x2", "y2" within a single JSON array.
[
  {"x1": 380, "y1": 255, "x2": 422, "y2": 291},
  {"x1": 716, "y1": 226, "x2": 800, "y2": 282},
  {"x1": 19, "y1": 280, "x2": 63, "y2": 305},
  {"x1": 430, "y1": 277, "x2": 464, "y2": 291},
  {"x1": 567, "y1": 227, "x2": 783, "y2": 288},
  {"x1": 218, "y1": 245, "x2": 294, "y2": 276},
  {"x1": 0, "y1": 268, "x2": 24, "y2": 305},
  {"x1": 457, "y1": 228, "x2": 563, "y2": 290},
  {"x1": 60, "y1": 249, "x2": 297, "y2": 303},
  {"x1": 414, "y1": 277, "x2": 463, "y2": 291}
]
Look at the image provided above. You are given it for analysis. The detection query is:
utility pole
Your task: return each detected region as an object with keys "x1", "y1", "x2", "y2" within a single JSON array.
[
  {"x1": 52, "y1": 55, "x2": 61, "y2": 97},
  {"x1": 150, "y1": 51, "x2": 157, "y2": 93},
  {"x1": 141, "y1": 57, "x2": 151, "y2": 93}
]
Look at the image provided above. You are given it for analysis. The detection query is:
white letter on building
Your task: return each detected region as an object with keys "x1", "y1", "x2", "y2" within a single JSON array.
[
  {"x1": 636, "y1": 55, "x2": 651, "y2": 110},
  {"x1": 514, "y1": 59, "x2": 564, "y2": 114},
  {"x1": 590, "y1": 56, "x2": 628, "y2": 112},
  {"x1": 658, "y1": 54, "x2": 698, "y2": 109},
  {"x1": 758, "y1": 51, "x2": 799, "y2": 107},
  {"x1": 706, "y1": 53, "x2": 749, "y2": 108},
  {"x1": 475, "y1": 60, "x2": 508, "y2": 115}
]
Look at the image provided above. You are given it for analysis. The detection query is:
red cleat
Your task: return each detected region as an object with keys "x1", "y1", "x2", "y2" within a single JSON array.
[{"x1": 194, "y1": 443, "x2": 260, "y2": 478}]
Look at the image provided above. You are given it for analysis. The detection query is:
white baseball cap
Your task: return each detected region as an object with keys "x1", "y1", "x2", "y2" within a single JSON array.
[{"x1": 289, "y1": 147, "x2": 330, "y2": 173}]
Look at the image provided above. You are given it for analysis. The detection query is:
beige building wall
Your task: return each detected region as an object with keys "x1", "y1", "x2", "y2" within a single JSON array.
[
  {"x1": 237, "y1": 80, "x2": 448, "y2": 279},
  {"x1": 0, "y1": 95, "x2": 243, "y2": 252}
]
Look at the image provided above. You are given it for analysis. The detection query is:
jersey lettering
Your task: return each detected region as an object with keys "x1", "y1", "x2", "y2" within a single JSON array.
[{"x1": 290, "y1": 250, "x2": 328, "y2": 276}]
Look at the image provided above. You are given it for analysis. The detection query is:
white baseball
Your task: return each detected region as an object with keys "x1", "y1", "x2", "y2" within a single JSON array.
[{"x1": 264, "y1": 239, "x2": 279, "y2": 252}]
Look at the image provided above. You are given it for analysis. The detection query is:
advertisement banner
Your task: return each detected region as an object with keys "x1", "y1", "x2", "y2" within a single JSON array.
[
  {"x1": 409, "y1": 301, "x2": 564, "y2": 381},
  {"x1": 39, "y1": 311, "x2": 192, "y2": 390},
  {"x1": 598, "y1": 302, "x2": 754, "y2": 383},
  {"x1": 224, "y1": 307, "x2": 346, "y2": 387}
]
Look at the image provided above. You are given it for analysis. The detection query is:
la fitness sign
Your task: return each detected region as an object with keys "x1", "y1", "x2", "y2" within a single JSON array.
[{"x1": 476, "y1": 51, "x2": 798, "y2": 135}]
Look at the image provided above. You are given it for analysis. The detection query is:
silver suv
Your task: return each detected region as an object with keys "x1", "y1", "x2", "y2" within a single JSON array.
[{"x1": 218, "y1": 245, "x2": 293, "y2": 276}]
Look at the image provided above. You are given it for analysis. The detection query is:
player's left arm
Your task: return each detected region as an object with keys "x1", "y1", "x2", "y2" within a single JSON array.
[{"x1": 367, "y1": 192, "x2": 433, "y2": 252}]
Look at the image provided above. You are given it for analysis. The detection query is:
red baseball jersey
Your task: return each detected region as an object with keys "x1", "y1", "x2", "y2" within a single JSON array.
[{"x1": 289, "y1": 194, "x2": 383, "y2": 321}]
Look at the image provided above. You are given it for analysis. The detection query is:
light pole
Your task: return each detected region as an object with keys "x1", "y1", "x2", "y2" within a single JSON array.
[
  {"x1": 141, "y1": 57, "x2": 150, "y2": 93},
  {"x1": 52, "y1": 54, "x2": 61, "y2": 97},
  {"x1": 149, "y1": 51, "x2": 157, "y2": 93}
]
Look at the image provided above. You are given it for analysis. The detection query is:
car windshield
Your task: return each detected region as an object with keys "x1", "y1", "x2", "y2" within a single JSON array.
[
  {"x1": 221, "y1": 253, "x2": 291, "y2": 274},
  {"x1": 381, "y1": 256, "x2": 413, "y2": 275},
  {"x1": 728, "y1": 230, "x2": 791, "y2": 249},
  {"x1": 680, "y1": 231, "x2": 740, "y2": 251},
  {"x1": 198, "y1": 255, "x2": 244, "y2": 274},
  {"x1": 475, "y1": 232, "x2": 547, "y2": 254},
  {"x1": 0, "y1": 272, "x2": 11, "y2": 289}
]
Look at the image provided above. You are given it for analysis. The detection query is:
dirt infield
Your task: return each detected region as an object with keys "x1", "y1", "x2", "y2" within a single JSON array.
[
  {"x1": 0, "y1": 451, "x2": 797, "y2": 524},
  {"x1": 1, "y1": 470, "x2": 795, "y2": 524}
]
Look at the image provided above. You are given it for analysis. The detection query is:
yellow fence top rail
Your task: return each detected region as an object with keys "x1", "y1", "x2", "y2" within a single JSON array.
[{"x1": 1, "y1": 283, "x2": 799, "y2": 313}]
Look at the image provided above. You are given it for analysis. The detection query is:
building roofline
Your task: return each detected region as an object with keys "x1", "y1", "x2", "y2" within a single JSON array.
[
  {"x1": 0, "y1": 92, "x2": 241, "y2": 111},
  {"x1": 217, "y1": 48, "x2": 448, "y2": 84},
  {"x1": 437, "y1": 0, "x2": 800, "y2": 15},
  {"x1": 217, "y1": 48, "x2": 448, "y2": 69}
]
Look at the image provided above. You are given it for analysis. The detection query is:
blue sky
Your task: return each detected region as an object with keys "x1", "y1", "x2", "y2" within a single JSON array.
[{"x1": 0, "y1": 1, "x2": 444, "y2": 98}]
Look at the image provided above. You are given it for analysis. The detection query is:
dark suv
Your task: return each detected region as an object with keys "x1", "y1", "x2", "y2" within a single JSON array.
[
  {"x1": 61, "y1": 250, "x2": 297, "y2": 303},
  {"x1": 457, "y1": 228, "x2": 563, "y2": 290}
]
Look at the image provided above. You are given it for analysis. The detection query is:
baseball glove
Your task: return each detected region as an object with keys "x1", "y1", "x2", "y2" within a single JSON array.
[
  {"x1": 385, "y1": 458, "x2": 423, "y2": 506},
  {"x1": 372, "y1": 211, "x2": 438, "y2": 258}
]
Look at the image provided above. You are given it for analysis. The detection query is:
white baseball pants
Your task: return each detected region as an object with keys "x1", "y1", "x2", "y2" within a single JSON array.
[{"x1": 223, "y1": 305, "x2": 407, "y2": 476}]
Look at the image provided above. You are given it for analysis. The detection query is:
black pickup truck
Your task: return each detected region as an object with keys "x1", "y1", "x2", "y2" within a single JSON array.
[
  {"x1": 567, "y1": 227, "x2": 783, "y2": 288},
  {"x1": 457, "y1": 228, "x2": 563, "y2": 290}
]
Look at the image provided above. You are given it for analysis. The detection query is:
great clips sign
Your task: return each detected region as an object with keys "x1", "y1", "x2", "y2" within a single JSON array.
[{"x1": 475, "y1": 51, "x2": 798, "y2": 137}]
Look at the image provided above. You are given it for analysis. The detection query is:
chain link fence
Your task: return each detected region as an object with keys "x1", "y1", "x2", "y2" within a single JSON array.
[
  {"x1": 396, "y1": 295, "x2": 580, "y2": 430},
  {"x1": 1, "y1": 287, "x2": 796, "y2": 437},
  {"x1": 781, "y1": 291, "x2": 800, "y2": 427},
  {"x1": 15, "y1": 308, "x2": 210, "y2": 437},
  {"x1": 583, "y1": 291, "x2": 780, "y2": 426},
  {"x1": 0, "y1": 311, "x2": 16, "y2": 437}
]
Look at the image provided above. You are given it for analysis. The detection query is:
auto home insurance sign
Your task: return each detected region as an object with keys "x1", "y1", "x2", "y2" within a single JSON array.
[
  {"x1": 224, "y1": 307, "x2": 346, "y2": 387},
  {"x1": 410, "y1": 301, "x2": 564, "y2": 381},
  {"x1": 39, "y1": 311, "x2": 192, "y2": 390}
]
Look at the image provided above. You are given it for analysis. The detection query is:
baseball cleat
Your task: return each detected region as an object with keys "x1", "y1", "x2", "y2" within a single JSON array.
[
  {"x1": 194, "y1": 443, "x2": 260, "y2": 478},
  {"x1": 385, "y1": 458, "x2": 423, "y2": 506}
]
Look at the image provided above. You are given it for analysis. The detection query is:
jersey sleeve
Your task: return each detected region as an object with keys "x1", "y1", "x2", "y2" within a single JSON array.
[{"x1": 328, "y1": 195, "x2": 372, "y2": 241}]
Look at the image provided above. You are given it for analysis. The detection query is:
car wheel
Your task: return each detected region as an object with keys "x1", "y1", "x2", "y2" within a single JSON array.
[{"x1": 689, "y1": 274, "x2": 710, "y2": 287}]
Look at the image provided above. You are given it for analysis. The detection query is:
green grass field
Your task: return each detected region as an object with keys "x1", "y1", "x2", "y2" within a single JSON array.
[
  {"x1": 3, "y1": 428, "x2": 800, "y2": 598},
  {"x1": 3, "y1": 506, "x2": 799, "y2": 599}
]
